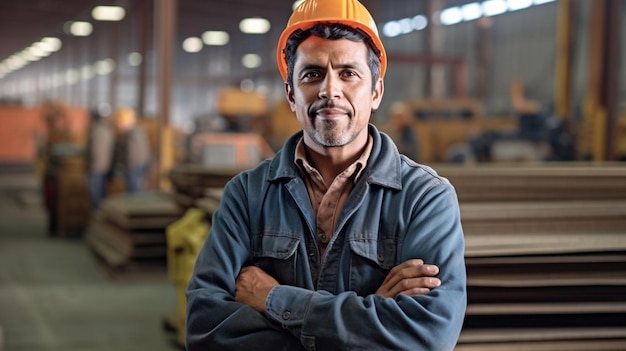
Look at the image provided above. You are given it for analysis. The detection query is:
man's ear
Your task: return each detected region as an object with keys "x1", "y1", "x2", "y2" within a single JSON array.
[
  {"x1": 371, "y1": 78, "x2": 384, "y2": 110},
  {"x1": 285, "y1": 82, "x2": 296, "y2": 112}
]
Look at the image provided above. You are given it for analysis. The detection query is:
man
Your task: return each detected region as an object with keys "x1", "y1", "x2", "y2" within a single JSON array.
[
  {"x1": 86, "y1": 108, "x2": 114, "y2": 208},
  {"x1": 186, "y1": 0, "x2": 467, "y2": 350},
  {"x1": 112, "y1": 107, "x2": 151, "y2": 193}
]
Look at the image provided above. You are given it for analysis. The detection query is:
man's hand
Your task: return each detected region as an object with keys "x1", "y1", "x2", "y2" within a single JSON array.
[
  {"x1": 375, "y1": 259, "x2": 441, "y2": 298},
  {"x1": 235, "y1": 266, "x2": 279, "y2": 313}
]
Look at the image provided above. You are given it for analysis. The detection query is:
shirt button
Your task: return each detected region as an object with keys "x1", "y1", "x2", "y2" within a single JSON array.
[
  {"x1": 319, "y1": 234, "x2": 328, "y2": 243},
  {"x1": 377, "y1": 254, "x2": 384, "y2": 262},
  {"x1": 282, "y1": 311, "x2": 291, "y2": 320}
]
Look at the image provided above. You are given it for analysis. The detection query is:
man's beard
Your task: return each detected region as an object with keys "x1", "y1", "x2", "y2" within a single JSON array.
[
  {"x1": 308, "y1": 102, "x2": 354, "y2": 147},
  {"x1": 310, "y1": 118, "x2": 353, "y2": 147}
]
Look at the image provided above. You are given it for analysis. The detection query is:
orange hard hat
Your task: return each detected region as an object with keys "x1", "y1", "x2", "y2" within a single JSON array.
[
  {"x1": 113, "y1": 107, "x2": 136, "y2": 129},
  {"x1": 276, "y1": 0, "x2": 387, "y2": 82}
]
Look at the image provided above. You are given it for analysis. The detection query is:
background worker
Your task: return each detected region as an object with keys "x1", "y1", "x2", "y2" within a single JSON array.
[
  {"x1": 112, "y1": 107, "x2": 151, "y2": 193},
  {"x1": 186, "y1": 0, "x2": 467, "y2": 350},
  {"x1": 85, "y1": 108, "x2": 114, "y2": 208}
]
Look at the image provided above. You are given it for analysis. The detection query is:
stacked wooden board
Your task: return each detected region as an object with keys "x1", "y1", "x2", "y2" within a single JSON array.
[
  {"x1": 433, "y1": 163, "x2": 626, "y2": 350},
  {"x1": 438, "y1": 162, "x2": 626, "y2": 202},
  {"x1": 168, "y1": 163, "x2": 244, "y2": 210},
  {"x1": 85, "y1": 191, "x2": 184, "y2": 272},
  {"x1": 84, "y1": 165, "x2": 240, "y2": 277}
]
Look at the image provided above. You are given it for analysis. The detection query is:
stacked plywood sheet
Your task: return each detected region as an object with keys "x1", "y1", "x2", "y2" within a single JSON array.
[
  {"x1": 85, "y1": 191, "x2": 184, "y2": 271},
  {"x1": 168, "y1": 164, "x2": 243, "y2": 209},
  {"x1": 433, "y1": 163, "x2": 626, "y2": 350},
  {"x1": 436, "y1": 162, "x2": 626, "y2": 202}
]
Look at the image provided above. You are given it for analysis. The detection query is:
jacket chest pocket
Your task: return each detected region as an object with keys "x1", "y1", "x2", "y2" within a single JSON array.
[
  {"x1": 251, "y1": 231, "x2": 301, "y2": 286},
  {"x1": 348, "y1": 234, "x2": 398, "y2": 296}
]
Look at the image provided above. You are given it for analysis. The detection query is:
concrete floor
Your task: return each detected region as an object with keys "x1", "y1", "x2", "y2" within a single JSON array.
[{"x1": 0, "y1": 171, "x2": 182, "y2": 351}]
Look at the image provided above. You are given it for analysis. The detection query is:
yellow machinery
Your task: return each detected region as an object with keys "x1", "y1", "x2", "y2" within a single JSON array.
[
  {"x1": 403, "y1": 98, "x2": 486, "y2": 163},
  {"x1": 217, "y1": 87, "x2": 268, "y2": 121},
  {"x1": 166, "y1": 208, "x2": 210, "y2": 346},
  {"x1": 267, "y1": 99, "x2": 302, "y2": 150}
]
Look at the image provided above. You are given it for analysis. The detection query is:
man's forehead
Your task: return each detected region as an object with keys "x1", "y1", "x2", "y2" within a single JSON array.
[{"x1": 295, "y1": 36, "x2": 369, "y2": 62}]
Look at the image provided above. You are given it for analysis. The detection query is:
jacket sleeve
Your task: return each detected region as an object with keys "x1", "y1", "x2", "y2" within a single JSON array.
[
  {"x1": 185, "y1": 178, "x2": 306, "y2": 351},
  {"x1": 264, "y1": 182, "x2": 467, "y2": 351}
]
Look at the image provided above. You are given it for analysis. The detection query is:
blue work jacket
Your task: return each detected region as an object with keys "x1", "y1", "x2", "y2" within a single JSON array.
[{"x1": 186, "y1": 124, "x2": 467, "y2": 351}]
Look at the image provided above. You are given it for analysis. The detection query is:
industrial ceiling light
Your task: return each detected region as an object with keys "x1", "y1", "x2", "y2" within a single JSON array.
[
  {"x1": 6, "y1": 55, "x2": 27, "y2": 71},
  {"x1": 92, "y1": 6, "x2": 126, "y2": 21},
  {"x1": 128, "y1": 52, "x2": 142, "y2": 66},
  {"x1": 462, "y1": 3, "x2": 483, "y2": 21},
  {"x1": 241, "y1": 53, "x2": 262, "y2": 68},
  {"x1": 507, "y1": 0, "x2": 533, "y2": 11},
  {"x1": 26, "y1": 45, "x2": 48, "y2": 59},
  {"x1": 182, "y1": 37, "x2": 203, "y2": 53},
  {"x1": 202, "y1": 31, "x2": 230, "y2": 46},
  {"x1": 20, "y1": 49, "x2": 41, "y2": 62},
  {"x1": 412, "y1": 15, "x2": 428, "y2": 31},
  {"x1": 81, "y1": 64, "x2": 95, "y2": 80},
  {"x1": 382, "y1": 21, "x2": 401, "y2": 38},
  {"x1": 482, "y1": 0, "x2": 508, "y2": 16},
  {"x1": 38, "y1": 37, "x2": 63, "y2": 53},
  {"x1": 440, "y1": 7, "x2": 463, "y2": 26},
  {"x1": 239, "y1": 18, "x2": 270, "y2": 34},
  {"x1": 95, "y1": 59, "x2": 115, "y2": 75},
  {"x1": 65, "y1": 21, "x2": 93, "y2": 37}
]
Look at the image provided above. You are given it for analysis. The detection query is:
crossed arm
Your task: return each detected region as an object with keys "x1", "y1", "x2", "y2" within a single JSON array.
[{"x1": 236, "y1": 259, "x2": 441, "y2": 313}]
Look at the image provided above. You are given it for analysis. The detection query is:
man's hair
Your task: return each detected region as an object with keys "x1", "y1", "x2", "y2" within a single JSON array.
[{"x1": 283, "y1": 23, "x2": 381, "y2": 91}]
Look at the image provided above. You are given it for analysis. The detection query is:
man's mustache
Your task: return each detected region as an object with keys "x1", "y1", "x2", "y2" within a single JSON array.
[{"x1": 309, "y1": 101, "x2": 351, "y2": 118}]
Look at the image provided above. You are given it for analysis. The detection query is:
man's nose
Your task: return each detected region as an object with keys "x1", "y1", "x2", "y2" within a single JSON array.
[{"x1": 318, "y1": 74, "x2": 341, "y2": 100}]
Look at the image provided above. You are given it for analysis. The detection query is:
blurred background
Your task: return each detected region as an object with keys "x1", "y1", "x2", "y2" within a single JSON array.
[{"x1": 0, "y1": 0, "x2": 625, "y2": 350}]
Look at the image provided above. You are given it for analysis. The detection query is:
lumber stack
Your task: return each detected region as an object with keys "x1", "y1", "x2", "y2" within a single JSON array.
[
  {"x1": 84, "y1": 164, "x2": 238, "y2": 275},
  {"x1": 85, "y1": 191, "x2": 184, "y2": 271},
  {"x1": 436, "y1": 162, "x2": 626, "y2": 202},
  {"x1": 168, "y1": 163, "x2": 243, "y2": 210},
  {"x1": 433, "y1": 163, "x2": 626, "y2": 350}
]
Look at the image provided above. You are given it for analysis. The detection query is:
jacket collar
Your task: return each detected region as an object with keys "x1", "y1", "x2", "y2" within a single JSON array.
[{"x1": 267, "y1": 124, "x2": 402, "y2": 191}]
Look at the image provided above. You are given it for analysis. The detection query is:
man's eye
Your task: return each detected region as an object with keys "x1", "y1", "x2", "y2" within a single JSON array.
[{"x1": 303, "y1": 71, "x2": 321, "y2": 79}]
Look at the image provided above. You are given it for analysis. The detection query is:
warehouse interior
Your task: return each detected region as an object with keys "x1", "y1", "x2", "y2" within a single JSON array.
[{"x1": 0, "y1": 0, "x2": 625, "y2": 350}]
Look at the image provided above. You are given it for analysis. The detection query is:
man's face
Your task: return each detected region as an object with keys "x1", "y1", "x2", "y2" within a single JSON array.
[{"x1": 285, "y1": 36, "x2": 384, "y2": 151}]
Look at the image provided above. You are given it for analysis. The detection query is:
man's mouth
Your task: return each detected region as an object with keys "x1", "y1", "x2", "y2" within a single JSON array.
[{"x1": 316, "y1": 108, "x2": 348, "y2": 120}]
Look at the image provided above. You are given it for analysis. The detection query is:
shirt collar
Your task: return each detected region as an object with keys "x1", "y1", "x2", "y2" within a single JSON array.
[{"x1": 294, "y1": 134, "x2": 373, "y2": 184}]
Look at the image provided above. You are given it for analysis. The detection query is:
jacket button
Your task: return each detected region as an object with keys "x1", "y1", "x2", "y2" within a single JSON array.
[
  {"x1": 282, "y1": 311, "x2": 291, "y2": 320},
  {"x1": 377, "y1": 254, "x2": 384, "y2": 262}
]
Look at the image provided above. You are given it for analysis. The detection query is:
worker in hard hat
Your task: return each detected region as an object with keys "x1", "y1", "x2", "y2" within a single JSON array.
[{"x1": 186, "y1": 1, "x2": 467, "y2": 350}]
